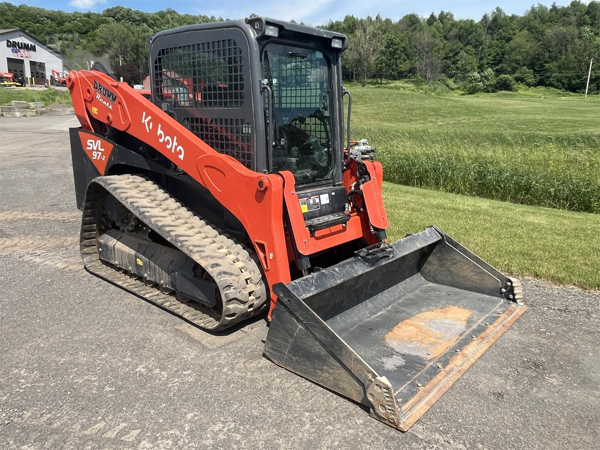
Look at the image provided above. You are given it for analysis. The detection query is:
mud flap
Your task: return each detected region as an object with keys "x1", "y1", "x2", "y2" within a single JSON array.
[{"x1": 264, "y1": 226, "x2": 526, "y2": 431}]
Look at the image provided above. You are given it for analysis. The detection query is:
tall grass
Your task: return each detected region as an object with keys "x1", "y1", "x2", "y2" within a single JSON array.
[
  {"x1": 360, "y1": 126, "x2": 600, "y2": 213},
  {"x1": 349, "y1": 87, "x2": 600, "y2": 214}
]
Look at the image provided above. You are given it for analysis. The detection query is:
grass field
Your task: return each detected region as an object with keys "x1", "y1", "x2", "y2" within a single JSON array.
[
  {"x1": 1, "y1": 82, "x2": 596, "y2": 288},
  {"x1": 383, "y1": 182, "x2": 600, "y2": 290},
  {"x1": 0, "y1": 87, "x2": 72, "y2": 106},
  {"x1": 350, "y1": 85, "x2": 600, "y2": 213}
]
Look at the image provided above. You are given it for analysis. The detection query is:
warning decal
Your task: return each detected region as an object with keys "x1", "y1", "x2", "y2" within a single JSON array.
[{"x1": 299, "y1": 196, "x2": 321, "y2": 214}]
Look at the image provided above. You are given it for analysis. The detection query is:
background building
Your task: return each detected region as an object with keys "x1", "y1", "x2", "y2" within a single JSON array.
[{"x1": 0, "y1": 29, "x2": 64, "y2": 85}]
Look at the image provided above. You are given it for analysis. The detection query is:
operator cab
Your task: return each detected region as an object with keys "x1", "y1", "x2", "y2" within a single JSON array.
[{"x1": 149, "y1": 16, "x2": 348, "y2": 186}]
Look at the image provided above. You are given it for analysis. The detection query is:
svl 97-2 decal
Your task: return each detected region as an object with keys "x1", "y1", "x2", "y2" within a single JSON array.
[{"x1": 78, "y1": 131, "x2": 114, "y2": 175}]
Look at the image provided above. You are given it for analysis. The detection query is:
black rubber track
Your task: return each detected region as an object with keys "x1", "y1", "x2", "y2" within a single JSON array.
[{"x1": 80, "y1": 174, "x2": 268, "y2": 331}]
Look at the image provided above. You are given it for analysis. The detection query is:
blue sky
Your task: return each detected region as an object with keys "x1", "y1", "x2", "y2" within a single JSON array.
[{"x1": 18, "y1": 1, "x2": 574, "y2": 25}]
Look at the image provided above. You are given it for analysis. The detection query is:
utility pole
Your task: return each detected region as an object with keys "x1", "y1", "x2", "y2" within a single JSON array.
[{"x1": 585, "y1": 58, "x2": 593, "y2": 99}]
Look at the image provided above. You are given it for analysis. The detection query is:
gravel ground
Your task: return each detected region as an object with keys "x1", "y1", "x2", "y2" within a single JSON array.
[{"x1": 0, "y1": 113, "x2": 598, "y2": 449}]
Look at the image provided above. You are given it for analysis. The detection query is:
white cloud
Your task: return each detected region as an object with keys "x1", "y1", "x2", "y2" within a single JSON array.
[{"x1": 69, "y1": 0, "x2": 106, "y2": 10}]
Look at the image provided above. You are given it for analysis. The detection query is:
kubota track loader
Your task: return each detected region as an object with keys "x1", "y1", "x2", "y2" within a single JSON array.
[{"x1": 67, "y1": 16, "x2": 526, "y2": 431}]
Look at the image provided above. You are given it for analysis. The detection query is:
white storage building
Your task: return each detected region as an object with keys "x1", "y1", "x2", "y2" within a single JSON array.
[{"x1": 0, "y1": 29, "x2": 64, "y2": 85}]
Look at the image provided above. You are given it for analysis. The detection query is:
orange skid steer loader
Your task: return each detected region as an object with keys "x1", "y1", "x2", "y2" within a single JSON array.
[{"x1": 67, "y1": 16, "x2": 525, "y2": 431}]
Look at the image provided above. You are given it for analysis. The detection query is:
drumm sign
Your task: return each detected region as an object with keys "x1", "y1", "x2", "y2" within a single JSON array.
[{"x1": 6, "y1": 40, "x2": 37, "y2": 52}]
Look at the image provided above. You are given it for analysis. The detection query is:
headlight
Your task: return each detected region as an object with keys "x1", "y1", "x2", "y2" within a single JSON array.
[
  {"x1": 265, "y1": 25, "x2": 279, "y2": 37},
  {"x1": 331, "y1": 38, "x2": 343, "y2": 49}
]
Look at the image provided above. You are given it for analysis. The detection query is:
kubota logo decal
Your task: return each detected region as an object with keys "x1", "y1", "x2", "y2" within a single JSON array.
[
  {"x1": 78, "y1": 132, "x2": 114, "y2": 174},
  {"x1": 141, "y1": 111, "x2": 185, "y2": 161}
]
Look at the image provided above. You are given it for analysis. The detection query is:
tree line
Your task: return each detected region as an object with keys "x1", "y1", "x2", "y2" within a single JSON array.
[
  {"x1": 0, "y1": 3, "x2": 216, "y2": 82},
  {"x1": 0, "y1": 2, "x2": 599, "y2": 93},
  {"x1": 328, "y1": 2, "x2": 600, "y2": 93}
]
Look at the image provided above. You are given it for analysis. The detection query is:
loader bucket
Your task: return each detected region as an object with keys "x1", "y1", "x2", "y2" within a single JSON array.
[{"x1": 264, "y1": 227, "x2": 526, "y2": 431}]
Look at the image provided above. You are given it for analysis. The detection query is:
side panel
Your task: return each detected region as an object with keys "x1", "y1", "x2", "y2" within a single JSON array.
[{"x1": 281, "y1": 171, "x2": 365, "y2": 256}]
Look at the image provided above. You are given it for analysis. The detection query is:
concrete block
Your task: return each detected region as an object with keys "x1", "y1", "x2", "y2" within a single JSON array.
[
  {"x1": 0, "y1": 105, "x2": 17, "y2": 114},
  {"x1": 11, "y1": 101, "x2": 31, "y2": 109},
  {"x1": 0, "y1": 108, "x2": 40, "y2": 117}
]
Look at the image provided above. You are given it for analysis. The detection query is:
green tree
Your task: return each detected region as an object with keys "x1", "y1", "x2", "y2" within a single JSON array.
[
  {"x1": 94, "y1": 22, "x2": 152, "y2": 83},
  {"x1": 514, "y1": 66, "x2": 536, "y2": 86},
  {"x1": 375, "y1": 33, "x2": 409, "y2": 82},
  {"x1": 502, "y1": 30, "x2": 536, "y2": 73},
  {"x1": 495, "y1": 74, "x2": 516, "y2": 91},
  {"x1": 449, "y1": 46, "x2": 478, "y2": 81},
  {"x1": 397, "y1": 13, "x2": 422, "y2": 32},
  {"x1": 413, "y1": 28, "x2": 443, "y2": 82},
  {"x1": 344, "y1": 18, "x2": 383, "y2": 86},
  {"x1": 481, "y1": 68, "x2": 497, "y2": 92},
  {"x1": 464, "y1": 71, "x2": 484, "y2": 93},
  {"x1": 586, "y1": 1, "x2": 600, "y2": 27}
]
